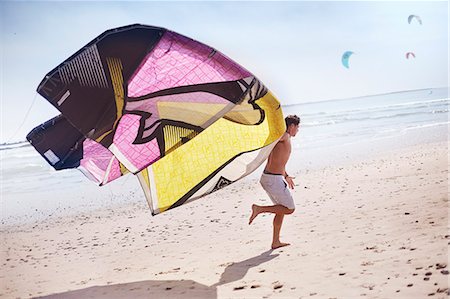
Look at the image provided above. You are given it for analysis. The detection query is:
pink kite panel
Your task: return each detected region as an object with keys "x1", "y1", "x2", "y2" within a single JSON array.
[
  {"x1": 80, "y1": 139, "x2": 122, "y2": 184},
  {"x1": 128, "y1": 31, "x2": 251, "y2": 98},
  {"x1": 113, "y1": 114, "x2": 161, "y2": 171}
]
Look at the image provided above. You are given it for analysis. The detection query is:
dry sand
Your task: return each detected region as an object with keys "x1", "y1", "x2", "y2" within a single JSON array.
[{"x1": 1, "y1": 141, "x2": 448, "y2": 298}]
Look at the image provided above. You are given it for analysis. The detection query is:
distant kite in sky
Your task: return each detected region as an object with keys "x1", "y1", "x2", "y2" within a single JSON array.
[
  {"x1": 341, "y1": 51, "x2": 354, "y2": 69},
  {"x1": 408, "y1": 15, "x2": 422, "y2": 25},
  {"x1": 406, "y1": 52, "x2": 416, "y2": 59},
  {"x1": 26, "y1": 24, "x2": 286, "y2": 216}
]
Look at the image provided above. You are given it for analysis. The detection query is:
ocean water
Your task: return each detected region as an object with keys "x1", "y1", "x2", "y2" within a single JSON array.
[
  {"x1": 285, "y1": 87, "x2": 449, "y2": 169},
  {"x1": 1, "y1": 87, "x2": 448, "y2": 224}
]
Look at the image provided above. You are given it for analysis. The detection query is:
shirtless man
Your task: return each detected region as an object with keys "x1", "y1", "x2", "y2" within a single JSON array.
[{"x1": 249, "y1": 114, "x2": 300, "y2": 249}]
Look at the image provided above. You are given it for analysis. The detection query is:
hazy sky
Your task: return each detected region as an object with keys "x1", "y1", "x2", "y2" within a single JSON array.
[{"x1": 0, "y1": 1, "x2": 448, "y2": 143}]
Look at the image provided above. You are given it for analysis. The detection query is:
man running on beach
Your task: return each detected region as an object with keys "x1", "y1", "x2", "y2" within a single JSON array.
[{"x1": 249, "y1": 114, "x2": 300, "y2": 249}]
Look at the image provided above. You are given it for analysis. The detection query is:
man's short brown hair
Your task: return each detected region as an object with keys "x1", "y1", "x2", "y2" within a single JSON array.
[{"x1": 285, "y1": 114, "x2": 300, "y2": 128}]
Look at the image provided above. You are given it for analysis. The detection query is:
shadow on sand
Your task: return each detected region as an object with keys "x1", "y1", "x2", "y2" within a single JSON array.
[{"x1": 36, "y1": 250, "x2": 279, "y2": 299}]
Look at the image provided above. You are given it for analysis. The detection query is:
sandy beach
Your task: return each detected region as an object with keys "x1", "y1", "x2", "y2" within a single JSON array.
[{"x1": 1, "y1": 140, "x2": 448, "y2": 299}]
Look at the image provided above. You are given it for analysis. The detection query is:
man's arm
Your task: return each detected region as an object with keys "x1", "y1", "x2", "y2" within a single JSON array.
[{"x1": 281, "y1": 132, "x2": 294, "y2": 189}]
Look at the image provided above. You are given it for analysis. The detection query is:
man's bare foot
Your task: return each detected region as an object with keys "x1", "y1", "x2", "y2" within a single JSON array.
[
  {"x1": 271, "y1": 242, "x2": 290, "y2": 249},
  {"x1": 248, "y1": 204, "x2": 259, "y2": 225}
]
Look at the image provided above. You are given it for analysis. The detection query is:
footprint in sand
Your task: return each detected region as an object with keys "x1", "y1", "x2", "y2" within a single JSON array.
[
  {"x1": 273, "y1": 284, "x2": 283, "y2": 290},
  {"x1": 436, "y1": 288, "x2": 450, "y2": 294}
]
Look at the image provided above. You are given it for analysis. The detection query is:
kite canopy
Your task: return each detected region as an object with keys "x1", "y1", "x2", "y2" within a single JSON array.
[
  {"x1": 27, "y1": 24, "x2": 286, "y2": 215},
  {"x1": 406, "y1": 52, "x2": 416, "y2": 59},
  {"x1": 408, "y1": 15, "x2": 422, "y2": 25},
  {"x1": 341, "y1": 51, "x2": 354, "y2": 69}
]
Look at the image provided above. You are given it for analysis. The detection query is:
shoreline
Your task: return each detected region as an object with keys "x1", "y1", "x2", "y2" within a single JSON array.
[
  {"x1": 2, "y1": 136, "x2": 447, "y2": 227},
  {"x1": 1, "y1": 140, "x2": 448, "y2": 298}
]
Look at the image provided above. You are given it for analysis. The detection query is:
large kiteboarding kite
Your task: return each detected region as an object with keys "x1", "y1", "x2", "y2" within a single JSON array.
[{"x1": 27, "y1": 24, "x2": 286, "y2": 215}]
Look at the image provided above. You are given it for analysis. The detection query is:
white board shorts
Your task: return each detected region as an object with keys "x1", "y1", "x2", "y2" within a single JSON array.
[{"x1": 260, "y1": 173, "x2": 295, "y2": 210}]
